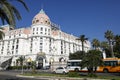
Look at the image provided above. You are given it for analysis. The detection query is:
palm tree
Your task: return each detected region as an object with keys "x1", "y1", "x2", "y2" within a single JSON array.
[
  {"x1": 76, "y1": 35, "x2": 88, "y2": 52},
  {"x1": 100, "y1": 41, "x2": 109, "y2": 50},
  {"x1": 18, "y1": 56, "x2": 25, "y2": 74},
  {"x1": 18, "y1": 56, "x2": 25, "y2": 66},
  {"x1": 91, "y1": 38, "x2": 100, "y2": 50},
  {"x1": 104, "y1": 30, "x2": 114, "y2": 57},
  {"x1": 104, "y1": 30, "x2": 114, "y2": 45},
  {"x1": 114, "y1": 35, "x2": 120, "y2": 45},
  {"x1": 100, "y1": 41, "x2": 111, "y2": 57},
  {"x1": 31, "y1": 61, "x2": 36, "y2": 73},
  {"x1": 114, "y1": 35, "x2": 120, "y2": 57},
  {"x1": 0, "y1": 0, "x2": 29, "y2": 27}
]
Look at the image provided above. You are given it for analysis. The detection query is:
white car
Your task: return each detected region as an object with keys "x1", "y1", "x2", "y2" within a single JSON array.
[{"x1": 53, "y1": 67, "x2": 68, "y2": 74}]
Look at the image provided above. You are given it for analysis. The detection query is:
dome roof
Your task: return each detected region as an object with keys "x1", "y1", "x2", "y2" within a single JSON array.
[{"x1": 32, "y1": 9, "x2": 50, "y2": 26}]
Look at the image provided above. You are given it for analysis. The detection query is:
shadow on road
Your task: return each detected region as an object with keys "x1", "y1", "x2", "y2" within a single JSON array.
[{"x1": 6, "y1": 79, "x2": 22, "y2": 80}]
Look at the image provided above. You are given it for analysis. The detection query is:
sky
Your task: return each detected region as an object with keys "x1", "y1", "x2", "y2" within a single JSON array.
[{"x1": 10, "y1": 0, "x2": 120, "y2": 41}]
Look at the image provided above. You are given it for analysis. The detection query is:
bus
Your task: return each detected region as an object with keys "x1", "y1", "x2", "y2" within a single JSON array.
[
  {"x1": 67, "y1": 60, "x2": 83, "y2": 72},
  {"x1": 67, "y1": 58, "x2": 120, "y2": 73},
  {"x1": 98, "y1": 58, "x2": 120, "y2": 73}
]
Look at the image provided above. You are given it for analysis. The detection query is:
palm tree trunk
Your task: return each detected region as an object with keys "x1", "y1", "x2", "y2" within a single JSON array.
[{"x1": 82, "y1": 42, "x2": 84, "y2": 52}]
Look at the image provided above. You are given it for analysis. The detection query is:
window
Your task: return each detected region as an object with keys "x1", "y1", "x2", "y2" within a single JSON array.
[
  {"x1": 12, "y1": 46, "x2": 14, "y2": 50},
  {"x1": 33, "y1": 28, "x2": 35, "y2": 31},
  {"x1": 19, "y1": 34, "x2": 21, "y2": 36},
  {"x1": 48, "y1": 29, "x2": 50, "y2": 35},
  {"x1": 40, "y1": 43, "x2": 42, "y2": 45},
  {"x1": 37, "y1": 27, "x2": 38, "y2": 31},
  {"x1": 57, "y1": 67, "x2": 63, "y2": 69},
  {"x1": 16, "y1": 45, "x2": 18, "y2": 49},
  {"x1": 45, "y1": 28, "x2": 47, "y2": 31},
  {"x1": 104, "y1": 61, "x2": 118, "y2": 66},
  {"x1": 41, "y1": 27, "x2": 43, "y2": 31},
  {"x1": 40, "y1": 32, "x2": 43, "y2": 34},
  {"x1": 16, "y1": 39, "x2": 19, "y2": 43},
  {"x1": 45, "y1": 28, "x2": 47, "y2": 35},
  {"x1": 40, "y1": 37, "x2": 43, "y2": 39},
  {"x1": 33, "y1": 21, "x2": 35, "y2": 24}
]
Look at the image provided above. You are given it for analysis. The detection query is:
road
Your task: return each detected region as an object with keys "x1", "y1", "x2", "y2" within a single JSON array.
[
  {"x1": 0, "y1": 70, "x2": 47, "y2": 80},
  {"x1": 0, "y1": 70, "x2": 119, "y2": 80}
]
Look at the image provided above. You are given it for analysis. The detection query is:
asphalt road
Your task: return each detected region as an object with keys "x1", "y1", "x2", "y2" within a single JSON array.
[
  {"x1": 0, "y1": 70, "x2": 119, "y2": 80},
  {"x1": 0, "y1": 74, "x2": 47, "y2": 80},
  {"x1": 0, "y1": 70, "x2": 47, "y2": 80}
]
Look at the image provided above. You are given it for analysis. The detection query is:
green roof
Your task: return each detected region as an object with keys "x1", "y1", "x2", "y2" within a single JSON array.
[{"x1": 39, "y1": 9, "x2": 45, "y2": 14}]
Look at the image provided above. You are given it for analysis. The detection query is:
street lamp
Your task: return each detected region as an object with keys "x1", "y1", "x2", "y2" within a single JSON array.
[
  {"x1": 21, "y1": 55, "x2": 25, "y2": 74},
  {"x1": 50, "y1": 58, "x2": 54, "y2": 71}
]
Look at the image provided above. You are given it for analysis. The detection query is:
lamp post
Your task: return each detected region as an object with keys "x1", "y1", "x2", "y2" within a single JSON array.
[
  {"x1": 50, "y1": 58, "x2": 54, "y2": 71},
  {"x1": 21, "y1": 55, "x2": 25, "y2": 74}
]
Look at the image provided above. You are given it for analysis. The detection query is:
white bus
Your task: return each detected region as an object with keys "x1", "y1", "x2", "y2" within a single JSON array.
[{"x1": 67, "y1": 60, "x2": 82, "y2": 72}]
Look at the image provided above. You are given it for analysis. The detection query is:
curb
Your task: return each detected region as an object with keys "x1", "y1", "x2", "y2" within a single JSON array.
[{"x1": 16, "y1": 75, "x2": 109, "y2": 80}]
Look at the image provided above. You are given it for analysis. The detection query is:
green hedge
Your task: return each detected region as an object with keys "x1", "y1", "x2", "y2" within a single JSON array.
[
  {"x1": 7, "y1": 66, "x2": 28, "y2": 70},
  {"x1": 67, "y1": 72, "x2": 80, "y2": 77}
]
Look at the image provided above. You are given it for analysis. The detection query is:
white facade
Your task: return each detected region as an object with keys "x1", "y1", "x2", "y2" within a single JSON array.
[{"x1": 0, "y1": 9, "x2": 91, "y2": 68}]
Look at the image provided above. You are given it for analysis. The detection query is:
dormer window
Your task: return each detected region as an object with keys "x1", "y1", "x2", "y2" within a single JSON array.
[
  {"x1": 33, "y1": 21, "x2": 35, "y2": 24},
  {"x1": 36, "y1": 20, "x2": 39, "y2": 22}
]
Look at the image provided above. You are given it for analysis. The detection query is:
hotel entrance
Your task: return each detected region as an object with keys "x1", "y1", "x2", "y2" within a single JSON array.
[
  {"x1": 36, "y1": 52, "x2": 46, "y2": 69},
  {"x1": 37, "y1": 57, "x2": 43, "y2": 69}
]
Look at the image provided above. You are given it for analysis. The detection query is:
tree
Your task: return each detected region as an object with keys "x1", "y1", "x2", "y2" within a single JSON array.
[
  {"x1": 100, "y1": 41, "x2": 109, "y2": 50},
  {"x1": 91, "y1": 38, "x2": 100, "y2": 50},
  {"x1": 100, "y1": 41, "x2": 110, "y2": 57},
  {"x1": 18, "y1": 56, "x2": 25, "y2": 74},
  {"x1": 81, "y1": 50, "x2": 103, "y2": 76},
  {"x1": 104, "y1": 30, "x2": 114, "y2": 45},
  {"x1": 69, "y1": 51, "x2": 85, "y2": 60},
  {"x1": 104, "y1": 30, "x2": 114, "y2": 57},
  {"x1": 0, "y1": 0, "x2": 29, "y2": 27},
  {"x1": 76, "y1": 35, "x2": 88, "y2": 52},
  {"x1": 30, "y1": 61, "x2": 36, "y2": 73},
  {"x1": 114, "y1": 35, "x2": 120, "y2": 58},
  {"x1": 18, "y1": 56, "x2": 25, "y2": 66}
]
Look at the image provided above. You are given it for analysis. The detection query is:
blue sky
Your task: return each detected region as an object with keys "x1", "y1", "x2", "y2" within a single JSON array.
[{"x1": 13, "y1": 0, "x2": 120, "y2": 41}]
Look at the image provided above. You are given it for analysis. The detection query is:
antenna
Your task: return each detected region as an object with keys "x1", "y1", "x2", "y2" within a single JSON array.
[{"x1": 41, "y1": 3, "x2": 44, "y2": 9}]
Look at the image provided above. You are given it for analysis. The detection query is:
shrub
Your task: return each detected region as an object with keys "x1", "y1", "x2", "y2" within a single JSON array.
[
  {"x1": 67, "y1": 72, "x2": 79, "y2": 77},
  {"x1": 87, "y1": 73, "x2": 97, "y2": 77}
]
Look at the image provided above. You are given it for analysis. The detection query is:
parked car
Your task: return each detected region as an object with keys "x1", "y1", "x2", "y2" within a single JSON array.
[
  {"x1": 53, "y1": 66, "x2": 68, "y2": 74},
  {"x1": 43, "y1": 65, "x2": 50, "y2": 70}
]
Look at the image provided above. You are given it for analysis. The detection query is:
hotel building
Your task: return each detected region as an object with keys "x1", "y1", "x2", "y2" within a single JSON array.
[{"x1": 0, "y1": 9, "x2": 90, "y2": 69}]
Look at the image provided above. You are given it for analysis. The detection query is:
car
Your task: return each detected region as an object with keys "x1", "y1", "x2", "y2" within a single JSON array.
[
  {"x1": 53, "y1": 66, "x2": 68, "y2": 74},
  {"x1": 43, "y1": 65, "x2": 50, "y2": 70}
]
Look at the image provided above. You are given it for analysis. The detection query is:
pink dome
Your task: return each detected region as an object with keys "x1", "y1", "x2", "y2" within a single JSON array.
[{"x1": 32, "y1": 9, "x2": 50, "y2": 25}]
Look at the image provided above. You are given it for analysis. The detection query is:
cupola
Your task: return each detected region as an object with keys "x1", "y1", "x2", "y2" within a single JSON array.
[{"x1": 32, "y1": 9, "x2": 50, "y2": 26}]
